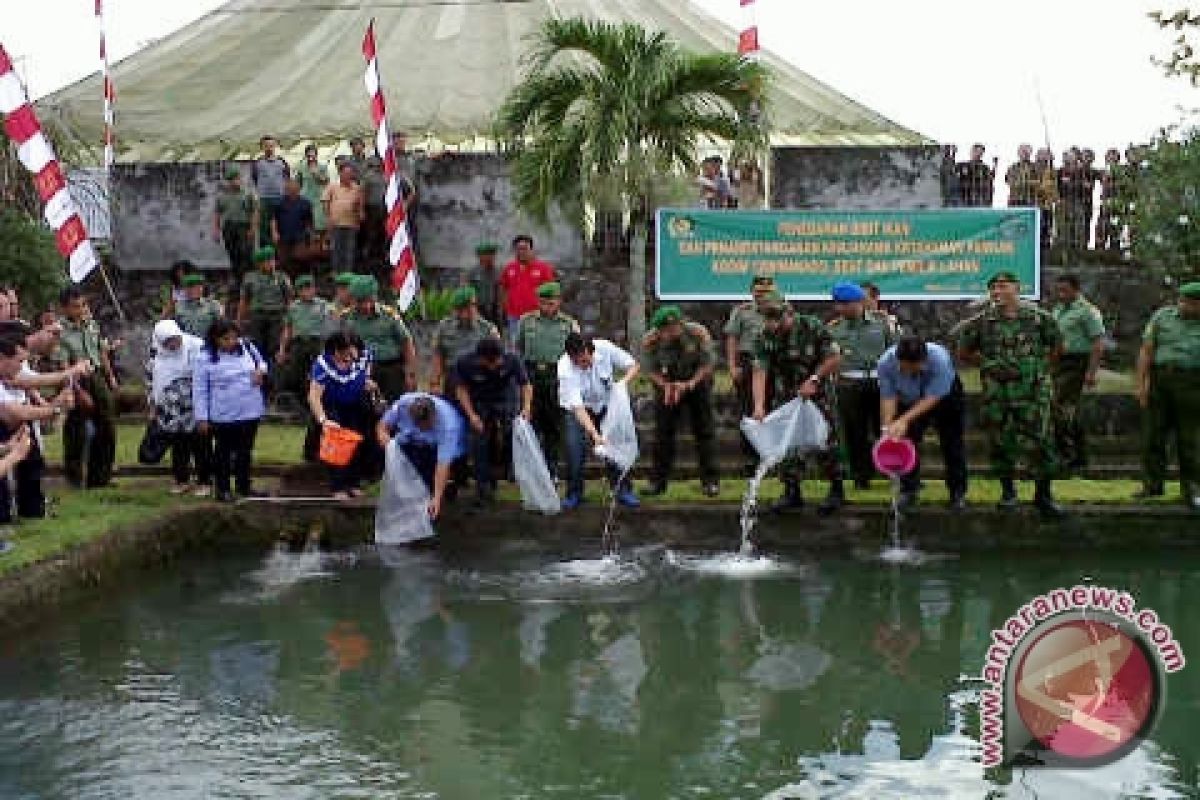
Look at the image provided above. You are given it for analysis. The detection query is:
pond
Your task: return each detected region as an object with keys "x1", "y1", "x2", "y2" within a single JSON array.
[{"x1": 0, "y1": 539, "x2": 1196, "y2": 799}]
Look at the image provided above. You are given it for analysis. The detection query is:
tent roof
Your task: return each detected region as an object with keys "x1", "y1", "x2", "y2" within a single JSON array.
[{"x1": 39, "y1": 0, "x2": 929, "y2": 162}]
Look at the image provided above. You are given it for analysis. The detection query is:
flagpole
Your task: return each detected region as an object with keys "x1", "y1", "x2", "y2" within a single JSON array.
[{"x1": 94, "y1": 0, "x2": 125, "y2": 321}]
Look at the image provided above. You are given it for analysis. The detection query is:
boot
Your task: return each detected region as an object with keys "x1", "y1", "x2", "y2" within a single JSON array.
[
  {"x1": 1133, "y1": 482, "x2": 1165, "y2": 500},
  {"x1": 1034, "y1": 479, "x2": 1065, "y2": 519},
  {"x1": 771, "y1": 481, "x2": 804, "y2": 513},
  {"x1": 817, "y1": 480, "x2": 845, "y2": 517},
  {"x1": 997, "y1": 478, "x2": 1018, "y2": 511}
]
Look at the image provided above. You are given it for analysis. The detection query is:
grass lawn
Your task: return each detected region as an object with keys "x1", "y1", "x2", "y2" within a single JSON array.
[{"x1": 39, "y1": 422, "x2": 310, "y2": 468}]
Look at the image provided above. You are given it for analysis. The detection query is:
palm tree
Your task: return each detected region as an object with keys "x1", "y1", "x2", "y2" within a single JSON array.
[{"x1": 496, "y1": 17, "x2": 768, "y2": 348}]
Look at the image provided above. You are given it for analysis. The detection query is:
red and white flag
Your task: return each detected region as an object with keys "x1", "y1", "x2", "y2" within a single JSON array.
[
  {"x1": 96, "y1": 0, "x2": 116, "y2": 168},
  {"x1": 362, "y1": 21, "x2": 418, "y2": 311},
  {"x1": 0, "y1": 44, "x2": 99, "y2": 282},
  {"x1": 739, "y1": 0, "x2": 761, "y2": 57}
]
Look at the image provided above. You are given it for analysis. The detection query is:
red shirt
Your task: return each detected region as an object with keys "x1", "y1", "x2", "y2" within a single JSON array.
[{"x1": 499, "y1": 259, "x2": 557, "y2": 318}]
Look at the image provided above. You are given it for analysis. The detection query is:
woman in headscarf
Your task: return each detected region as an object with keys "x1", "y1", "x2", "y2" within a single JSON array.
[{"x1": 149, "y1": 319, "x2": 210, "y2": 495}]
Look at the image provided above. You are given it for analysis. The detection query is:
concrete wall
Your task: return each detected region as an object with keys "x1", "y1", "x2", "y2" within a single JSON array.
[
  {"x1": 112, "y1": 162, "x2": 232, "y2": 271},
  {"x1": 770, "y1": 146, "x2": 943, "y2": 210}
]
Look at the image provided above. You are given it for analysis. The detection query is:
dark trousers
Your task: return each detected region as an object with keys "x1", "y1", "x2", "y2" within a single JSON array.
[
  {"x1": 1053, "y1": 354, "x2": 1089, "y2": 469},
  {"x1": 836, "y1": 377, "x2": 882, "y2": 483},
  {"x1": 652, "y1": 382, "x2": 718, "y2": 485},
  {"x1": 222, "y1": 222, "x2": 252, "y2": 288},
  {"x1": 246, "y1": 313, "x2": 284, "y2": 371},
  {"x1": 258, "y1": 197, "x2": 281, "y2": 247},
  {"x1": 285, "y1": 337, "x2": 322, "y2": 397},
  {"x1": 564, "y1": 408, "x2": 629, "y2": 498},
  {"x1": 63, "y1": 377, "x2": 116, "y2": 489},
  {"x1": 528, "y1": 369, "x2": 562, "y2": 478},
  {"x1": 0, "y1": 425, "x2": 44, "y2": 523},
  {"x1": 212, "y1": 419, "x2": 259, "y2": 495},
  {"x1": 169, "y1": 431, "x2": 212, "y2": 486},
  {"x1": 470, "y1": 404, "x2": 512, "y2": 492},
  {"x1": 900, "y1": 378, "x2": 968, "y2": 497},
  {"x1": 1143, "y1": 368, "x2": 1200, "y2": 489},
  {"x1": 400, "y1": 442, "x2": 437, "y2": 493},
  {"x1": 326, "y1": 400, "x2": 378, "y2": 493},
  {"x1": 374, "y1": 360, "x2": 410, "y2": 404}
]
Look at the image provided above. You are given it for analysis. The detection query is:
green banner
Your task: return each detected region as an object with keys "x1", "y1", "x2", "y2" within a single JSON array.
[{"x1": 655, "y1": 208, "x2": 1041, "y2": 300}]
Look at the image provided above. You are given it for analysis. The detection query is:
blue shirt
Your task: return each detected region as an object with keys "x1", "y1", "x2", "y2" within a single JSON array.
[
  {"x1": 453, "y1": 352, "x2": 529, "y2": 408},
  {"x1": 877, "y1": 342, "x2": 957, "y2": 405},
  {"x1": 192, "y1": 340, "x2": 268, "y2": 423},
  {"x1": 311, "y1": 352, "x2": 370, "y2": 410},
  {"x1": 273, "y1": 195, "x2": 313, "y2": 244},
  {"x1": 381, "y1": 393, "x2": 466, "y2": 465}
]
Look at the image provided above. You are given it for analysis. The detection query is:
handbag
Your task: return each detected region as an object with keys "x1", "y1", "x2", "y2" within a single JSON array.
[{"x1": 137, "y1": 419, "x2": 170, "y2": 465}]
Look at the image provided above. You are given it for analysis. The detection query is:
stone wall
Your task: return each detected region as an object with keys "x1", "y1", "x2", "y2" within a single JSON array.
[
  {"x1": 112, "y1": 162, "x2": 232, "y2": 271},
  {"x1": 770, "y1": 145, "x2": 943, "y2": 210}
]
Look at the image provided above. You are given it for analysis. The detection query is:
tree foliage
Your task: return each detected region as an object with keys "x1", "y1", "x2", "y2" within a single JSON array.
[
  {"x1": 1119, "y1": 127, "x2": 1200, "y2": 283},
  {"x1": 0, "y1": 209, "x2": 67, "y2": 312},
  {"x1": 1151, "y1": 8, "x2": 1200, "y2": 83}
]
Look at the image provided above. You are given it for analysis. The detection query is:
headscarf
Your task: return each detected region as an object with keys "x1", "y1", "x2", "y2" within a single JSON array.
[{"x1": 150, "y1": 319, "x2": 204, "y2": 404}]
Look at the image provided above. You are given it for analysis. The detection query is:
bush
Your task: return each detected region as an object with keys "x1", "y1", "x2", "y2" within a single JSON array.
[
  {"x1": 1121, "y1": 127, "x2": 1200, "y2": 285},
  {"x1": 407, "y1": 287, "x2": 457, "y2": 323},
  {"x1": 0, "y1": 209, "x2": 68, "y2": 313}
]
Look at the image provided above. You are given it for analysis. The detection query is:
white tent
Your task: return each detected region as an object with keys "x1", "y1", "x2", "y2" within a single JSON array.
[{"x1": 38, "y1": 0, "x2": 928, "y2": 162}]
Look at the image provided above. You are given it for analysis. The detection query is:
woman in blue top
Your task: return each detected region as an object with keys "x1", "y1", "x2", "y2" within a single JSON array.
[
  {"x1": 308, "y1": 330, "x2": 377, "y2": 500},
  {"x1": 193, "y1": 318, "x2": 268, "y2": 503}
]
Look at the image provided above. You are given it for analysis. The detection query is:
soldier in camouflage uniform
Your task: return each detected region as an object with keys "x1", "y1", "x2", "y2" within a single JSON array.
[
  {"x1": 277, "y1": 275, "x2": 334, "y2": 396},
  {"x1": 724, "y1": 274, "x2": 775, "y2": 475},
  {"x1": 828, "y1": 282, "x2": 896, "y2": 489},
  {"x1": 1051, "y1": 274, "x2": 1107, "y2": 472},
  {"x1": 955, "y1": 270, "x2": 1065, "y2": 516},
  {"x1": 173, "y1": 273, "x2": 223, "y2": 339},
  {"x1": 236, "y1": 246, "x2": 293, "y2": 382},
  {"x1": 59, "y1": 286, "x2": 119, "y2": 489},
  {"x1": 516, "y1": 282, "x2": 578, "y2": 479},
  {"x1": 751, "y1": 292, "x2": 845, "y2": 515},
  {"x1": 431, "y1": 286, "x2": 501, "y2": 395},
  {"x1": 642, "y1": 306, "x2": 720, "y2": 497},
  {"x1": 342, "y1": 275, "x2": 416, "y2": 403},
  {"x1": 1136, "y1": 282, "x2": 1200, "y2": 511}
]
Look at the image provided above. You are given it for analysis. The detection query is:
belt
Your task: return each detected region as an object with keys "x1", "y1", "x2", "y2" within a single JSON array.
[{"x1": 839, "y1": 370, "x2": 877, "y2": 380}]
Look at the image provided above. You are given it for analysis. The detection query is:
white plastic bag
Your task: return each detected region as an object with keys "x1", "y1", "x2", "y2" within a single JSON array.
[
  {"x1": 512, "y1": 417, "x2": 560, "y2": 515},
  {"x1": 739, "y1": 397, "x2": 829, "y2": 468},
  {"x1": 375, "y1": 439, "x2": 435, "y2": 544},
  {"x1": 596, "y1": 382, "x2": 638, "y2": 472}
]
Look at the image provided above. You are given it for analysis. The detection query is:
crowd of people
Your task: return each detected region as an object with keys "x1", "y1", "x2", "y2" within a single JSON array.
[{"x1": 941, "y1": 142, "x2": 1142, "y2": 253}]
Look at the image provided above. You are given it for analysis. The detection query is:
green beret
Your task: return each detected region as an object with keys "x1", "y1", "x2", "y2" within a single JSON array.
[
  {"x1": 475, "y1": 242, "x2": 498, "y2": 255},
  {"x1": 334, "y1": 272, "x2": 357, "y2": 287},
  {"x1": 986, "y1": 270, "x2": 1019, "y2": 287},
  {"x1": 225, "y1": 166, "x2": 241, "y2": 179},
  {"x1": 181, "y1": 273, "x2": 205, "y2": 287},
  {"x1": 751, "y1": 274, "x2": 776, "y2": 289},
  {"x1": 253, "y1": 246, "x2": 276, "y2": 264},
  {"x1": 650, "y1": 306, "x2": 683, "y2": 329},
  {"x1": 350, "y1": 275, "x2": 378, "y2": 300},
  {"x1": 451, "y1": 286, "x2": 477, "y2": 308},
  {"x1": 1179, "y1": 281, "x2": 1200, "y2": 299},
  {"x1": 295, "y1": 275, "x2": 314, "y2": 289},
  {"x1": 536, "y1": 282, "x2": 562, "y2": 299}
]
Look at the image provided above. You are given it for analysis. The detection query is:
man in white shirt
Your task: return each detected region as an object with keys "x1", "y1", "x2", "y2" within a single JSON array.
[{"x1": 557, "y1": 333, "x2": 640, "y2": 510}]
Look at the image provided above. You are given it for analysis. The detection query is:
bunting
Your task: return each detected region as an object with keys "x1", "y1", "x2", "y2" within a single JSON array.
[
  {"x1": 0, "y1": 44, "x2": 99, "y2": 282},
  {"x1": 739, "y1": 0, "x2": 760, "y2": 57},
  {"x1": 362, "y1": 21, "x2": 418, "y2": 311}
]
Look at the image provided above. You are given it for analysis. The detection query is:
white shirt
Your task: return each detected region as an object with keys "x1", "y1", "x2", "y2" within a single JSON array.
[
  {"x1": 557, "y1": 339, "x2": 635, "y2": 413},
  {"x1": 0, "y1": 364, "x2": 42, "y2": 448}
]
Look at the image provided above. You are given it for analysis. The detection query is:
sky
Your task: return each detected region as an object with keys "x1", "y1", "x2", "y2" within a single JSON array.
[{"x1": 4, "y1": 0, "x2": 1199, "y2": 162}]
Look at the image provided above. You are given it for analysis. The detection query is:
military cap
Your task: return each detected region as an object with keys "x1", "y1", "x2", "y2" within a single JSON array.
[
  {"x1": 475, "y1": 242, "x2": 499, "y2": 255},
  {"x1": 1179, "y1": 281, "x2": 1200, "y2": 299},
  {"x1": 295, "y1": 275, "x2": 315, "y2": 289},
  {"x1": 650, "y1": 306, "x2": 683, "y2": 329},
  {"x1": 758, "y1": 291, "x2": 790, "y2": 318},
  {"x1": 751, "y1": 274, "x2": 776, "y2": 290},
  {"x1": 253, "y1": 246, "x2": 276, "y2": 264},
  {"x1": 350, "y1": 275, "x2": 378, "y2": 300},
  {"x1": 831, "y1": 281, "x2": 867, "y2": 302},
  {"x1": 182, "y1": 273, "x2": 206, "y2": 287},
  {"x1": 536, "y1": 282, "x2": 562, "y2": 299},
  {"x1": 451, "y1": 286, "x2": 477, "y2": 309},
  {"x1": 225, "y1": 166, "x2": 241, "y2": 179},
  {"x1": 986, "y1": 270, "x2": 1020, "y2": 287},
  {"x1": 334, "y1": 272, "x2": 357, "y2": 287}
]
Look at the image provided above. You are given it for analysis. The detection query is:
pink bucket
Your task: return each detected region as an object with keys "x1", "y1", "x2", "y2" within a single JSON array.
[{"x1": 873, "y1": 437, "x2": 917, "y2": 477}]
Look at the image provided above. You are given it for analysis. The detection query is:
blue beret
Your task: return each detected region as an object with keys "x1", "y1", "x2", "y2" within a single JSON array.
[{"x1": 831, "y1": 281, "x2": 866, "y2": 302}]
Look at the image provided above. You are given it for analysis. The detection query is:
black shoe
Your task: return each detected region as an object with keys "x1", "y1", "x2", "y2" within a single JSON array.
[
  {"x1": 702, "y1": 481, "x2": 720, "y2": 498},
  {"x1": 217, "y1": 490, "x2": 236, "y2": 504},
  {"x1": 770, "y1": 483, "x2": 804, "y2": 513},
  {"x1": 896, "y1": 491, "x2": 919, "y2": 512},
  {"x1": 854, "y1": 477, "x2": 872, "y2": 491},
  {"x1": 817, "y1": 483, "x2": 845, "y2": 517},
  {"x1": 1133, "y1": 484, "x2": 1165, "y2": 500},
  {"x1": 948, "y1": 493, "x2": 968, "y2": 513},
  {"x1": 741, "y1": 463, "x2": 758, "y2": 478},
  {"x1": 997, "y1": 479, "x2": 1018, "y2": 511},
  {"x1": 643, "y1": 481, "x2": 668, "y2": 497},
  {"x1": 1034, "y1": 480, "x2": 1065, "y2": 519}
]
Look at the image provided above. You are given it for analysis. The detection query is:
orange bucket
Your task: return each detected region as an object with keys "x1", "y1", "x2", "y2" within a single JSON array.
[{"x1": 319, "y1": 426, "x2": 363, "y2": 467}]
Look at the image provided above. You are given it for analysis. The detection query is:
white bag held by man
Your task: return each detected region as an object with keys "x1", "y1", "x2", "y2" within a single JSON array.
[
  {"x1": 512, "y1": 417, "x2": 560, "y2": 515},
  {"x1": 596, "y1": 381, "x2": 638, "y2": 472},
  {"x1": 739, "y1": 397, "x2": 829, "y2": 469},
  {"x1": 375, "y1": 439, "x2": 435, "y2": 544}
]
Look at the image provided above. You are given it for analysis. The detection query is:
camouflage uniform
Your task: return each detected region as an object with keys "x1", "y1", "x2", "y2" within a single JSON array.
[
  {"x1": 517, "y1": 309, "x2": 578, "y2": 478},
  {"x1": 955, "y1": 302, "x2": 1063, "y2": 480},
  {"x1": 642, "y1": 320, "x2": 720, "y2": 489},
  {"x1": 752, "y1": 314, "x2": 843, "y2": 487},
  {"x1": 174, "y1": 296, "x2": 223, "y2": 339}
]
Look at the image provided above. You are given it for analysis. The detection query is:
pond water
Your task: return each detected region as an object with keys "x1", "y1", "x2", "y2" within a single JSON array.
[{"x1": 0, "y1": 541, "x2": 1197, "y2": 799}]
